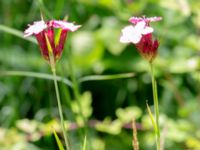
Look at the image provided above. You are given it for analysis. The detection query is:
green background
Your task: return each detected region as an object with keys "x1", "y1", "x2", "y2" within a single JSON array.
[{"x1": 0, "y1": 0, "x2": 200, "y2": 149}]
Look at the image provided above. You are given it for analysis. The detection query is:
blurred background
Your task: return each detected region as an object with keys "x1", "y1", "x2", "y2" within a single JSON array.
[{"x1": 0, "y1": 0, "x2": 200, "y2": 149}]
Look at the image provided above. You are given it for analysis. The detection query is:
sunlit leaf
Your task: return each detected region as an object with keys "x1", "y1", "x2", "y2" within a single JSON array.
[
  {"x1": 82, "y1": 135, "x2": 87, "y2": 150},
  {"x1": 53, "y1": 128, "x2": 65, "y2": 150}
]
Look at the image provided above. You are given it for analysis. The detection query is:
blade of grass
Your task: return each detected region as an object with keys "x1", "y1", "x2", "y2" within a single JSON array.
[
  {"x1": 146, "y1": 102, "x2": 158, "y2": 133},
  {"x1": 79, "y1": 72, "x2": 135, "y2": 83},
  {"x1": 0, "y1": 24, "x2": 37, "y2": 44},
  {"x1": 53, "y1": 128, "x2": 65, "y2": 150},
  {"x1": 82, "y1": 135, "x2": 87, "y2": 150},
  {"x1": 146, "y1": 102, "x2": 160, "y2": 150},
  {"x1": 0, "y1": 70, "x2": 73, "y2": 87}
]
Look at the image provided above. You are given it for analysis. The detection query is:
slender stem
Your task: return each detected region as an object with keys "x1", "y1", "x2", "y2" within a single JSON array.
[
  {"x1": 150, "y1": 62, "x2": 160, "y2": 150},
  {"x1": 51, "y1": 66, "x2": 71, "y2": 150},
  {"x1": 49, "y1": 52, "x2": 70, "y2": 150},
  {"x1": 44, "y1": 33, "x2": 70, "y2": 150}
]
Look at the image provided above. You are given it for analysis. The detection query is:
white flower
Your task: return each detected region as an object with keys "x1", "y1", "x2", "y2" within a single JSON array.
[
  {"x1": 120, "y1": 21, "x2": 153, "y2": 44},
  {"x1": 24, "y1": 21, "x2": 47, "y2": 37}
]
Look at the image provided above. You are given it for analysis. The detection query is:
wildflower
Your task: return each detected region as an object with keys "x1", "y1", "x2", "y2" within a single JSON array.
[
  {"x1": 24, "y1": 20, "x2": 81, "y2": 62},
  {"x1": 120, "y1": 16, "x2": 162, "y2": 62}
]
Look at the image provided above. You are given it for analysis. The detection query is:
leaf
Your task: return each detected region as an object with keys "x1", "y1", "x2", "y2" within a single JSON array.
[
  {"x1": 53, "y1": 128, "x2": 65, "y2": 150},
  {"x1": 55, "y1": 28, "x2": 62, "y2": 46},
  {"x1": 0, "y1": 70, "x2": 73, "y2": 87},
  {"x1": 82, "y1": 135, "x2": 87, "y2": 150},
  {"x1": 79, "y1": 72, "x2": 135, "y2": 82},
  {"x1": 146, "y1": 102, "x2": 158, "y2": 133}
]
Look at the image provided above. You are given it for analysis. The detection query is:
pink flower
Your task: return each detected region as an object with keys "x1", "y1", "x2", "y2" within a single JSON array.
[
  {"x1": 24, "y1": 20, "x2": 81, "y2": 62},
  {"x1": 120, "y1": 16, "x2": 162, "y2": 62},
  {"x1": 129, "y1": 16, "x2": 162, "y2": 24}
]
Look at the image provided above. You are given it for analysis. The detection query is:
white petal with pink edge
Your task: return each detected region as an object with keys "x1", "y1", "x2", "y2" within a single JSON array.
[
  {"x1": 129, "y1": 16, "x2": 162, "y2": 24},
  {"x1": 52, "y1": 20, "x2": 81, "y2": 32},
  {"x1": 24, "y1": 21, "x2": 47, "y2": 37}
]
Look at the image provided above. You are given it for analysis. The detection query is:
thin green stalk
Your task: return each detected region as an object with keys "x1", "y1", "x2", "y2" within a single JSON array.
[
  {"x1": 51, "y1": 66, "x2": 71, "y2": 150},
  {"x1": 150, "y1": 62, "x2": 160, "y2": 150},
  {"x1": 45, "y1": 34, "x2": 70, "y2": 150}
]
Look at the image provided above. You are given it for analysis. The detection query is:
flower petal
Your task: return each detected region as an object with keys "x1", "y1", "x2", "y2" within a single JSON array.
[
  {"x1": 134, "y1": 21, "x2": 145, "y2": 30},
  {"x1": 129, "y1": 17, "x2": 143, "y2": 24},
  {"x1": 141, "y1": 26, "x2": 154, "y2": 34},
  {"x1": 147, "y1": 17, "x2": 162, "y2": 22},
  {"x1": 52, "y1": 20, "x2": 81, "y2": 32},
  {"x1": 129, "y1": 34, "x2": 142, "y2": 44},
  {"x1": 24, "y1": 21, "x2": 47, "y2": 37},
  {"x1": 120, "y1": 25, "x2": 142, "y2": 44},
  {"x1": 129, "y1": 16, "x2": 162, "y2": 24}
]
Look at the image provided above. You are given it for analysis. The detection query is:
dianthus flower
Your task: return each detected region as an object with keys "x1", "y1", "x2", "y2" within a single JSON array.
[
  {"x1": 24, "y1": 20, "x2": 81, "y2": 63},
  {"x1": 120, "y1": 16, "x2": 162, "y2": 62}
]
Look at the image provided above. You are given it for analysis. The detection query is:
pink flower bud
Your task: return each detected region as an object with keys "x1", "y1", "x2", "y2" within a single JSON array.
[{"x1": 135, "y1": 34, "x2": 159, "y2": 62}]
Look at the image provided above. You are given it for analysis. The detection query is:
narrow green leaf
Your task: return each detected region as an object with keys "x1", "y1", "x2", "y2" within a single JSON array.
[
  {"x1": 55, "y1": 17, "x2": 69, "y2": 46},
  {"x1": 82, "y1": 135, "x2": 87, "y2": 150},
  {"x1": 0, "y1": 24, "x2": 37, "y2": 44},
  {"x1": 53, "y1": 128, "x2": 65, "y2": 150},
  {"x1": 0, "y1": 70, "x2": 73, "y2": 87},
  {"x1": 55, "y1": 29, "x2": 62, "y2": 46},
  {"x1": 79, "y1": 72, "x2": 135, "y2": 82},
  {"x1": 146, "y1": 102, "x2": 158, "y2": 133}
]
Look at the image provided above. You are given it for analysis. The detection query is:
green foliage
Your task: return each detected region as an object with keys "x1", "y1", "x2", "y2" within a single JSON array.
[{"x1": 0, "y1": 0, "x2": 200, "y2": 149}]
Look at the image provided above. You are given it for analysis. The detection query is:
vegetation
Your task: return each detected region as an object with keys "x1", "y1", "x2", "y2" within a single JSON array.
[{"x1": 0, "y1": 0, "x2": 200, "y2": 149}]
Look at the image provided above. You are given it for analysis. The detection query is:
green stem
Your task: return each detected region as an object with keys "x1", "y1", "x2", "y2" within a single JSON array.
[
  {"x1": 51, "y1": 66, "x2": 71, "y2": 150},
  {"x1": 45, "y1": 33, "x2": 70, "y2": 150},
  {"x1": 150, "y1": 62, "x2": 160, "y2": 150}
]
